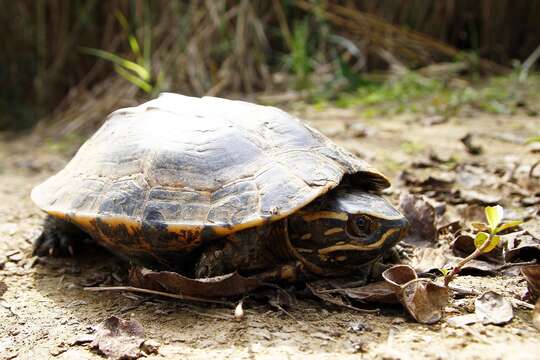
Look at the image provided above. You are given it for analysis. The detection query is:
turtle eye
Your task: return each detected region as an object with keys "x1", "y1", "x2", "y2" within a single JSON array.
[{"x1": 347, "y1": 215, "x2": 372, "y2": 236}]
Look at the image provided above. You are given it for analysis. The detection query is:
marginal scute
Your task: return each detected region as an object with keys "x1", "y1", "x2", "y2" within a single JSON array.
[
  {"x1": 31, "y1": 93, "x2": 390, "y2": 249},
  {"x1": 97, "y1": 174, "x2": 147, "y2": 218}
]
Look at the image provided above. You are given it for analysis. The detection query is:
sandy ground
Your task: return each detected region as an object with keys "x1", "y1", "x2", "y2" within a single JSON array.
[{"x1": 0, "y1": 108, "x2": 539, "y2": 360}]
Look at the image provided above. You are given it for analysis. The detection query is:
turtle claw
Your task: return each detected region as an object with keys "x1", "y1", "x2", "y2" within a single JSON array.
[{"x1": 33, "y1": 215, "x2": 88, "y2": 257}]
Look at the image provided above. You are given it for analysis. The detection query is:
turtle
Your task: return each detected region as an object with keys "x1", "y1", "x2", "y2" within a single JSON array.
[{"x1": 32, "y1": 93, "x2": 408, "y2": 282}]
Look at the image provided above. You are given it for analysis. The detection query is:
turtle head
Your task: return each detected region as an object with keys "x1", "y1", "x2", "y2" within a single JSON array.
[{"x1": 287, "y1": 188, "x2": 409, "y2": 275}]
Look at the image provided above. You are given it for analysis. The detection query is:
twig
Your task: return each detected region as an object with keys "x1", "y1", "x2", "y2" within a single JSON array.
[
  {"x1": 272, "y1": 303, "x2": 300, "y2": 323},
  {"x1": 444, "y1": 233, "x2": 494, "y2": 286},
  {"x1": 447, "y1": 285, "x2": 480, "y2": 296},
  {"x1": 84, "y1": 286, "x2": 233, "y2": 306},
  {"x1": 510, "y1": 298, "x2": 535, "y2": 310},
  {"x1": 496, "y1": 260, "x2": 537, "y2": 271},
  {"x1": 519, "y1": 44, "x2": 540, "y2": 82}
]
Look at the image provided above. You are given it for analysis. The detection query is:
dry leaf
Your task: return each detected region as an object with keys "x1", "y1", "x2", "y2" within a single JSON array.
[
  {"x1": 522, "y1": 218, "x2": 540, "y2": 240},
  {"x1": 448, "y1": 292, "x2": 513, "y2": 327},
  {"x1": 533, "y1": 300, "x2": 540, "y2": 331},
  {"x1": 410, "y1": 247, "x2": 451, "y2": 274},
  {"x1": 91, "y1": 316, "x2": 145, "y2": 359},
  {"x1": 382, "y1": 265, "x2": 449, "y2": 324},
  {"x1": 458, "y1": 189, "x2": 501, "y2": 205},
  {"x1": 398, "y1": 193, "x2": 438, "y2": 247},
  {"x1": 458, "y1": 259, "x2": 500, "y2": 275},
  {"x1": 521, "y1": 265, "x2": 540, "y2": 301},
  {"x1": 306, "y1": 281, "x2": 351, "y2": 308},
  {"x1": 129, "y1": 267, "x2": 261, "y2": 298},
  {"x1": 340, "y1": 281, "x2": 399, "y2": 304},
  {"x1": 505, "y1": 235, "x2": 540, "y2": 263},
  {"x1": 400, "y1": 279, "x2": 449, "y2": 324},
  {"x1": 474, "y1": 291, "x2": 513, "y2": 325}
]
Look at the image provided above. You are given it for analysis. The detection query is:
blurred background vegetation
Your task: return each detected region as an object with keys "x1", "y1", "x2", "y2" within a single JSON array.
[{"x1": 1, "y1": 0, "x2": 539, "y2": 134}]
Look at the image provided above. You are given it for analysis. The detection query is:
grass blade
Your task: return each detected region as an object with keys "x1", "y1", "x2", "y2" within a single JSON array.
[
  {"x1": 114, "y1": 64, "x2": 153, "y2": 93},
  {"x1": 80, "y1": 47, "x2": 150, "y2": 81}
]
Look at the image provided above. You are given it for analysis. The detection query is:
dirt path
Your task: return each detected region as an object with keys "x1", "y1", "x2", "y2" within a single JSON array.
[{"x1": 0, "y1": 109, "x2": 539, "y2": 359}]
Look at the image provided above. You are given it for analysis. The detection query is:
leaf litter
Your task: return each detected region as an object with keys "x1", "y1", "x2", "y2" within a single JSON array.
[
  {"x1": 448, "y1": 291, "x2": 514, "y2": 327},
  {"x1": 89, "y1": 316, "x2": 149, "y2": 359},
  {"x1": 78, "y1": 152, "x2": 538, "y2": 328}
]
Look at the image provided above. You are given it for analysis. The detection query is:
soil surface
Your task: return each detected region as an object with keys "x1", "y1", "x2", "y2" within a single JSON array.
[{"x1": 0, "y1": 107, "x2": 539, "y2": 359}]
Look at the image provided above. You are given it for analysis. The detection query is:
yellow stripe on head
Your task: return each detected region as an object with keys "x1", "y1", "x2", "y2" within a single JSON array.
[
  {"x1": 301, "y1": 211, "x2": 348, "y2": 222},
  {"x1": 318, "y1": 228, "x2": 399, "y2": 254}
]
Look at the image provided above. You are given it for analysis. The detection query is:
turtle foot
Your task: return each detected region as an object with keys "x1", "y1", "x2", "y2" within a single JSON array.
[{"x1": 33, "y1": 215, "x2": 89, "y2": 257}]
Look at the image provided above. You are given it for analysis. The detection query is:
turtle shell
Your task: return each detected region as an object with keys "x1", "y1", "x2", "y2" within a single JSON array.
[{"x1": 32, "y1": 93, "x2": 389, "y2": 256}]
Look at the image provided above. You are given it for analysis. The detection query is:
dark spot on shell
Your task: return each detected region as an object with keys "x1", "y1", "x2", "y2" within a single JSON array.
[
  {"x1": 91, "y1": 218, "x2": 137, "y2": 248},
  {"x1": 201, "y1": 226, "x2": 216, "y2": 241}
]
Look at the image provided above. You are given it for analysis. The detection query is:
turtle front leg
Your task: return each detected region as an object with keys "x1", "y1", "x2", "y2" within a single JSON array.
[{"x1": 33, "y1": 215, "x2": 90, "y2": 257}]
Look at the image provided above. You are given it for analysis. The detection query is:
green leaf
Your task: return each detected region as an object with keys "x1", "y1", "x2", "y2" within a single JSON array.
[
  {"x1": 494, "y1": 220, "x2": 523, "y2": 234},
  {"x1": 474, "y1": 232, "x2": 500, "y2": 253},
  {"x1": 127, "y1": 34, "x2": 141, "y2": 58},
  {"x1": 113, "y1": 64, "x2": 153, "y2": 93},
  {"x1": 114, "y1": 11, "x2": 130, "y2": 34},
  {"x1": 485, "y1": 205, "x2": 504, "y2": 231},
  {"x1": 438, "y1": 268, "x2": 450, "y2": 276},
  {"x1": 80, "y1": 47, "x2": 150, "y2": 81}
]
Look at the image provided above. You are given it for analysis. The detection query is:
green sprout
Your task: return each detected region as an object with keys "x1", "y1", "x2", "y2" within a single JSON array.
[{"x1": 443, "y1": 205, "x2": 522, "y2": 286}]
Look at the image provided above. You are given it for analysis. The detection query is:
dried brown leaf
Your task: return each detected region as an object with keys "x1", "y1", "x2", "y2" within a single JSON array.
[
  {"x1": 306, "y1": 281, "x2": 351, "y2": 308},
  {"x1": 474, "y1": 291, "x2": 513, "y2": 325},
  {"x1": 533, "y1": 300, "x2": 540, "y2": 331},
  {"x1": 522, "y1": 218, "x2": 540, "y2": 240},
  {"x1": 438, "y1": 220, "x2": 462, "y2": 235},
  {"x1": 382, "y1": 264, "x2": 417, "y2": 287},
  {"x1": 448, "y1": 293, "x2": 514, "y2": 327},
  {"x1": 458, "y1": 189, "x2": 501, "y2": 205},
  {"x1": 504, "y1": 235, "x2": 540, "y2": 263},
  {"x1": 340, "y1": 281, "x2": 399, "y2": 304},
  {"x1": 91, "y1": 316, "x2": 145, "y2": 359},
  {"x1": 382, "y1": 265, "x2": 449, "y2": 324},
  {"x1": 398, "y1": 193, "x2": 438, "y2": 247},
  {"x1": 410, "y1": 247, "x2": 450, "y2": 274},
  {"x1": 401, "y1": 280, "x2": 449, "y2": 324},
  {"x1": 459, "y1": 259, "x2": 500, "y2": 275},
  {"x1": 521, "y1": 265, "x2": 540, "y2": 301},
  {"x1": 129, "y1": 267, "x2": 261, "y2": 298}
]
